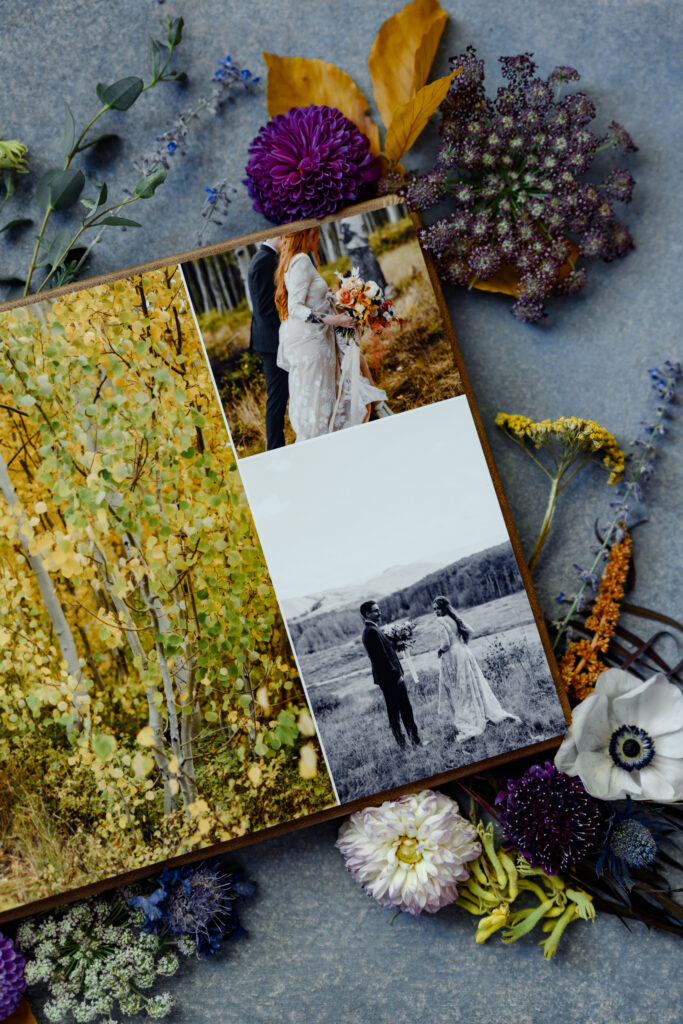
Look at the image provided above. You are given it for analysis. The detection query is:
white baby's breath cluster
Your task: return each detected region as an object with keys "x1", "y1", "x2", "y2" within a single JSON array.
[{"x1": 16, "y1": 894, "x2": 192, "y2": 1022}]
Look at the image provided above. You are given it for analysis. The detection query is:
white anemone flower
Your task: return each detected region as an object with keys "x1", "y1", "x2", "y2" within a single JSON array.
[
  {"x1": 335, "y1": 790, "x2": 481, "y2": 915},
  {"x1": 555, "y1": 668, "x2": 683, "y2": 801}
]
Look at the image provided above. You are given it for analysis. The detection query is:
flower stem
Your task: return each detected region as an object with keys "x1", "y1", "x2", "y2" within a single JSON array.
[{"x1": 528, "y1": 474, "x2": 560, "y2": 574}]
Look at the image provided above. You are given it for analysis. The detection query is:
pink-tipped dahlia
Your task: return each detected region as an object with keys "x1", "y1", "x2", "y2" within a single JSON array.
[
  {"x1": 336, "y1": 790, "x2": 481, "y2": 915},
  {"x1": 0, "y1": 932, "x2": 26, "y2": 1019},
  {"x1": 244, "y1": 105, "x2": 379, "y2": 224}
]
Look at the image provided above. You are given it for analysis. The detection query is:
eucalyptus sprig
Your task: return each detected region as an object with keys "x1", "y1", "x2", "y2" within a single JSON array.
[{"x1": 1, "y1": 16, "x2": 186, "y2": 299}]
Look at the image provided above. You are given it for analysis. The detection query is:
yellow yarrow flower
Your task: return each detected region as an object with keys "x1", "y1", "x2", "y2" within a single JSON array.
[{"x1": 496, "y1": 412, "x2": 625, "y2": 571}]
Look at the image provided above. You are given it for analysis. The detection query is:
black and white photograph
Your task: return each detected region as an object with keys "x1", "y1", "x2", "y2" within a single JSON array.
[
  {"x1": 181, "y1": 202, "x2": 462, "y2": 458},
  {"x1": 239, "y1": 397, "x2": 567, "y2": 803}
]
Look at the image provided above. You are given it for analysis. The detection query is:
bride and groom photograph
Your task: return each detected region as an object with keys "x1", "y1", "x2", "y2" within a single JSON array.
[
  {"x1": 237, "y1": 398, "x2": 567, "y2": 804},
  {"x1": 360, "y1": 595, "x2": 521, "y2": 753},
  {"x1": 181, "y1": 202, "x2": 463, "y2": 458}
]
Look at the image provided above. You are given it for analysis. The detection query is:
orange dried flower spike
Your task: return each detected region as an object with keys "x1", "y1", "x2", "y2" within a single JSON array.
[{"x1": 560, "y1": 527, "x2": 632, "y2": 701}]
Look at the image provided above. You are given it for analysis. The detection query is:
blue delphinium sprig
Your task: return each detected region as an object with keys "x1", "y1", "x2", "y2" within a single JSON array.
[
  {"x1": 130, "y1": 859, "x2": 256, "y2": 955},
  {"x1": 404, "y1": 49, "x2": 638, "y2": 322},
  {"x1": 553, "y1": 360, "x2": 680, "y2": 649},
  {"x1": 135, "y1": 55, "x2": 259, "y2": 176},
  {"x1": 197, "y1": 180, "x2": 236, "y2": 244}
]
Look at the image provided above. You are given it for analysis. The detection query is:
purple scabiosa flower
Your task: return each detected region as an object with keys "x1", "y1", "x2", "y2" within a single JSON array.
[
  {"x1": 495, "y1": 761, "x2": 606, "y2": 874},
  {"x1": 0, "y1": 932, "x2": 26, "y2": 1019},
  {"x1": 130, "y1": 860, "x2": 255, "y2": 955},
  {"x1": 244, "y1": 105, "x2": 379, "y2": 224}
]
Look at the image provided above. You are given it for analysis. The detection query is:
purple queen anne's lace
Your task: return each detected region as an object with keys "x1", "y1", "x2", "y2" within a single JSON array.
[{"x1": 405, "y1": 48, "x2": 638, "y2": 322}]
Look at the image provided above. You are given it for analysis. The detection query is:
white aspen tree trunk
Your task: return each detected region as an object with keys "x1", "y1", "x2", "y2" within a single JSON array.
[
  {"x1": 385, "y1": 203, "x2": 402, "y2": 224},
  {"x1": 91, "y1": 542, "x2": 178, "y2": 814},
  {"x1": 338, "y1": 214, "x2": 387, "y2": 289},
  {"x1": 233, "y1": 247, "x2": 253, "y2": 311},
  {"x1": 0, "y1": 450, "x2": 89, "y2": 733}
]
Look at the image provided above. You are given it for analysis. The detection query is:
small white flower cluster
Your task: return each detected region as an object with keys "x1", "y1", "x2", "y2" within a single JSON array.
[{"x1": 16, "y1": 893, "x2": 191, "y2": 1022}]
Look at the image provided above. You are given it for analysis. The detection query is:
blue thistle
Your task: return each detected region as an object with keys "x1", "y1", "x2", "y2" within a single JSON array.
[
  {"x1": 597, "y1": 799, "x2": 669, "y2": 890},
  {"x1": 130, "y1": 860, "x2": 255, "y2": 955}
]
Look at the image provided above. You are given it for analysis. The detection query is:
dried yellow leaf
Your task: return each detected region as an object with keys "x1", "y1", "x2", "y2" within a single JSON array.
[
  {"x1": 263, "y1": 52, "x2": 380, "y2": 155},
  {"x1": 256, "y1": 684, "x2": 270, "y2": 711},
  {"x1": 3, "y1": 998, "x2": 38, "y2": 1024},
  {"x1": 369, "y1": 0, "x2": 448, "y2": 128},
  {"x1": 384, "y1": 72, "x2": 457, "y2": 163}
]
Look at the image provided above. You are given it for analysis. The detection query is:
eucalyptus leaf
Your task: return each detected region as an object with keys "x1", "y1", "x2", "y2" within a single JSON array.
[
  {"x1": 147, "y1": 38, "x2": 162, "y2": 80},
  {"x1": 35, "y1": 168, "x2": 85, "y2": 212},
  {"x1": 36, "y1": 228, "x2": 73, "y2": 270},
  {"x1": 95, "y1": 181, "x2": 108, "y2": 207},
  {"x1": 134, "y1": 167, "x2": 166, "y2": 198},
  {"x1": 166, "y1": 16, "x2": 184, "y2": 46},
  {"x1": 76, "y1": 133, "x2": 117, "y2": 153},
  {"x1": 63, "y1": 102, "x2": 76, "y2": 158},
  {"x1": 0, "y1": 218, "x2": 32, "y2": 234},
  {"x1": 95, "y1": 76, "x2": 144, "y2": 111},
  {"x1": 99, "y1": 216, "x2": 142, "y2": 227}
]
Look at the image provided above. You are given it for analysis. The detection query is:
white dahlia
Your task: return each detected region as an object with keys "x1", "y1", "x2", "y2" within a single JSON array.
[{"x1": 335, "y1": 790, "x2": 481, "y2": 915}]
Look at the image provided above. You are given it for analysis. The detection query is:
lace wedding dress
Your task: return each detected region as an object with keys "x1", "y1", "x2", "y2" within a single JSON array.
[
  {"x1": 436, "y1": 616, "x2": 521, "y2": 739},
  {"x1": 277, "y1": 253, "x2": 385, "y2": 441}
]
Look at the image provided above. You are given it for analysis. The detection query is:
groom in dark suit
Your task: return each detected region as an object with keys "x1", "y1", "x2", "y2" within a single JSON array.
[
  {"x1": 248, "y1": 237, "x2": 288, "y2": 450},
  {"x1": 360, "y1": 600, "x2": 421, "y2": 749}
]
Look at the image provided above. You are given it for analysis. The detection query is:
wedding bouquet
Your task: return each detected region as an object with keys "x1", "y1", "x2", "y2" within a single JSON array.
[
  {"x1": 383, "y1": 619, "x2": 416, "y2": 652},
  {"x1": 334, "y1": 267, "x2": 400, "y2": 338}
]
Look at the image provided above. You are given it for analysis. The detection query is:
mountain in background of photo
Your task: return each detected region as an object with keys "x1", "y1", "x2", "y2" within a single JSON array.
[{"x1": 286, "y1": 542, "x2": 523, "y2": 656}]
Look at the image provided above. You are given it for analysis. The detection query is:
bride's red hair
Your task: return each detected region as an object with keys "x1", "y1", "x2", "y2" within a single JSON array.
[{"x1": 274, "y1": 227, "x2": 320, "y2": 321}]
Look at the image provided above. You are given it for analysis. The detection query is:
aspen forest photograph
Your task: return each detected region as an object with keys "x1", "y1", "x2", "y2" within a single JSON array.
[
  {"x1": 0, "y1": 268, "x2": 336, "y2": 916},
  {"x1": 182, "y1": 203, "x2": 463, "y2": 457}
]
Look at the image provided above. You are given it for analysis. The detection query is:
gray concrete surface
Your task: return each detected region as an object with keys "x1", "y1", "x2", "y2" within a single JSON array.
[{"x1": 1, "y1": 1, "x2": 682, "y2": 1021}]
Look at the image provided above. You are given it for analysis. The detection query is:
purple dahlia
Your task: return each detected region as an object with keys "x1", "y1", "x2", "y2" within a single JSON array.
[
  {"x1": 244, "y1": 105, "x2": 380, "y2": 223},
  {"x1": 495, "y1": 760, "x2": 606, "y2": 875},
  {"x1": 0, "y1": 932, "x2": 26, "y2": 1019}
]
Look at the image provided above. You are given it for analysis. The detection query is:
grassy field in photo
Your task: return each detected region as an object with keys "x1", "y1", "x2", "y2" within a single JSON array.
[
  {"x1": 197, "y1": 221, "x2": 463, "y2": 457},
  {"x1": 296, "y1": 592, "x2": 566, "y2": 804}
]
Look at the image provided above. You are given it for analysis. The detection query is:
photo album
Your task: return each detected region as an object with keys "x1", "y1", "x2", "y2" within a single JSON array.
[{"x1": 0, "y1": 196, "x2": 568, "y2": 921}]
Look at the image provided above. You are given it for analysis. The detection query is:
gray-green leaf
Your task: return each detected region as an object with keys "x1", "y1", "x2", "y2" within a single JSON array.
[
  {"x1": 134, "y1": 167, "x2": 166, "y2": 198},
  {"x1": 147, "y1": 38, "x2": 162, "y2": 80},
  {"x1": 63, "y1": 102, "x2": 75, "y2": 158},
  {"x1": 95, "y1": 77, "x2": 144, "y2": 111},
  {"x1": 0, "y1": 218, "x2": 32, "y2": 234},
  {"x1": 35, "y1": 168, "x2": 85, "y2": 211},
  {"x1": 100, "y1": 216, "x2": 142, "y2": 227}
]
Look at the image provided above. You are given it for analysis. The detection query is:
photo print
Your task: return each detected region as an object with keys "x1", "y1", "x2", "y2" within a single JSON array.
[
  {"x1": 239, "y1": 397, "x2": 568, "y2": 804},
  {"x1": 0, "y1": 268, "x2": 336, "y2": 918},
  {"x1": 181, "y1": 200, "x2": 463, "y2": 459}
]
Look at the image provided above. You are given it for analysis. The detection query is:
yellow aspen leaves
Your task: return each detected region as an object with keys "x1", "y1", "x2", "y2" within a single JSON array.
[
  {"x1": 136, "y1": 726, "x2": 156, "y2": 747},
  {"x1": 298, "y1": 743, "x2": 318, "y2": 779},
  {"x1": 297, "y1": 709, "x2": 316, "y2": 737},
  {"x1": 247, "y1": 763, "x2": 263, "y2": 787}
]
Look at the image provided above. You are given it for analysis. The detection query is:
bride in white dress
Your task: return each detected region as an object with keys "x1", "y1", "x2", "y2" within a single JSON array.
[
  {"x1": 433, "y1": 595, "x2": 521, "y2": 740},
  {"x1": 274, "y1": 227, "x2": 386, "y2": 442}
]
